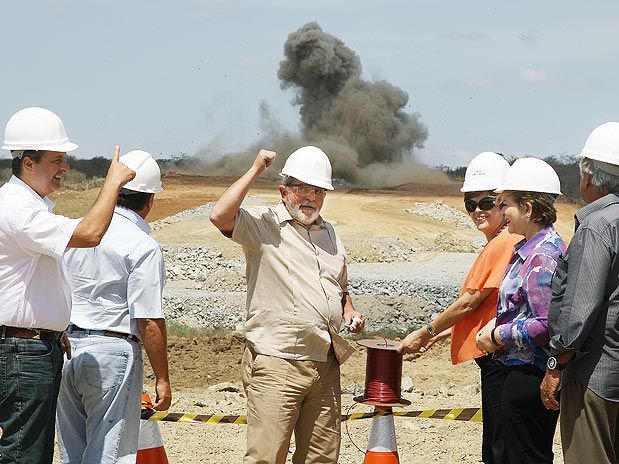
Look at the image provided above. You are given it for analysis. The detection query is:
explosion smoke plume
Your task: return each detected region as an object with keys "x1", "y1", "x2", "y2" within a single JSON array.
[{"x1": 200, "y1": 22, "x2": 445, "y2": 187}]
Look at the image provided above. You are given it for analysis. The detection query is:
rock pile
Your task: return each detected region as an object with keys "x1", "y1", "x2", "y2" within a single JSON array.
[
  {"x1": 151, "y1": 204, "x2": 215, "y2": 231},
  {"x1": 160, "y1": 241, "x2": 475, "y2": 333},
  {"x1": 407, "y1": 201, "x2": 475, "y2": 229}
]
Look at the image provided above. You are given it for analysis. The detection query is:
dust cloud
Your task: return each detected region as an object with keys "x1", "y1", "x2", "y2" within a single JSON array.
[{"x1": 196, "y1": 22, "x2": 447, "y2": 187}]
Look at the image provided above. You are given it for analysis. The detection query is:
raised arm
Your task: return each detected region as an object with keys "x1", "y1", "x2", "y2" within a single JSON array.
[
  {"x1": 209, "y1": 149, "x2": 276, "y2": 235},
  {"x1": 67, "y1": 146, "x2": 135, "y2": 248}
]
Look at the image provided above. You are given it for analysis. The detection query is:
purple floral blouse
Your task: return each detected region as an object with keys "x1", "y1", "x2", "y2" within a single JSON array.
[{"x1": 495, "y1": 226, "x2": 566, "y2": 371}]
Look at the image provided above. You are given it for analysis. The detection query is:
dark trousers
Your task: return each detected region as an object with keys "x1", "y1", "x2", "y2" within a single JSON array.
[
  {"x1": 476, "y1": 355, "x2": 507, "y2": 464},
  {"x1": 502, "y1": 365, "x2": 559, "y2": 464},
  {"x1": 0, "y1": 336, "x2": 64, "y2": 464}
]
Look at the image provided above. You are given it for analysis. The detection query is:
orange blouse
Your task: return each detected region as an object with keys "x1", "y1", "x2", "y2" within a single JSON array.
[{"x1": 450, "y1": 230, "x2": 522, "y2": 364}]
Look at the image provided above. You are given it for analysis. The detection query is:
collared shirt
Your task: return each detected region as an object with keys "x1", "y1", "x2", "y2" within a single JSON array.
[
  {"x1": 549, "y1": 193, "x2": 619, "y2": 401},
  {"x1": 232, "y1": 202, "x2": 348, "y2": 362},
  {"x1": 0, "y1": 176, "x2": 80, "y2": 331},
  {"x1": 451, "y1": 230, "x2": 521, "y2": 365},
  {"x1": 495, "y1": 226, "x2": 566, "y2": 371},
  {"x1": 64, "y1": 206, "x2": 165, "y2": 339}
]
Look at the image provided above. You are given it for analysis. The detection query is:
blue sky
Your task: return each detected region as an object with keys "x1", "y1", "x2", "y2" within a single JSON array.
[{"x1": 2, "y1": 0, "x2": 618, "y2": 167}]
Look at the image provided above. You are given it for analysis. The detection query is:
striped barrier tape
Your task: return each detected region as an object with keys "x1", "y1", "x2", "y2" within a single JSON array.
[{"x1": 140, "y1": 407, "x2": 482, "y2": 424}]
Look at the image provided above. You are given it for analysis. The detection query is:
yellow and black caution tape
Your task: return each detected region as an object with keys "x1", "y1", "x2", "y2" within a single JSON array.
[{"x1": 141, "y1": 407, "x2": 481, "y2": 424}]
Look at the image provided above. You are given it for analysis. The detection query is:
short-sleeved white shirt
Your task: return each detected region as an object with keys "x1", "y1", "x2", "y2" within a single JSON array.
[
  {"x1": 64, "y1": 206, "x2": 166, "y2": 339},
  {"x1": 0, "y1": 176, "x2": 80, "y2": 331}
]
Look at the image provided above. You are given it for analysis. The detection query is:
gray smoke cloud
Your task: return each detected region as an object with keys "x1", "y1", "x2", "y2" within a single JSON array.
[{"x1": 196, "y1": 22, "x2": 446, "y2": 187}]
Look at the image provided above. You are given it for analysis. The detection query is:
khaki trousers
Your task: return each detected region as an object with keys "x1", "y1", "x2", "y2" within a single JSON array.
[
  {"x1": 560, "y1": 381, "x2": 619, "y2": 464},
  {"x1": 241, "y1": 346, "x2": 341, "y2": 464}
]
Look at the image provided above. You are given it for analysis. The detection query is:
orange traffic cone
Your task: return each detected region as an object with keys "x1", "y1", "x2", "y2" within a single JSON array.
[
  {"x1": 137, "y1": 393, "x2": 169, "y2": 464},
  {"x1": 364, "y1": 407, "x2": 399, "y2": 464}
]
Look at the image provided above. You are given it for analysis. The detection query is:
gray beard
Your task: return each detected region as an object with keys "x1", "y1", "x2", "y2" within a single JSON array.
[{"x1": 284, "y1": 200, "x2": 320, "y2": 226}]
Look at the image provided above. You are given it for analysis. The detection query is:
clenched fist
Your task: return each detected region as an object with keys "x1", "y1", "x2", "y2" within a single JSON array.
[{"x1": 252, "y1": 149, "x2": 276, "y2": 175}]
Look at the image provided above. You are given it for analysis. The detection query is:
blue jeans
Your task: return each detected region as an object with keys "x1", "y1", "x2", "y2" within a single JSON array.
[
  {"x1": 0, "y1": 334, "x2": 64, "y2": 464},
  {"x1": 57, "y1": 333, "x2": 143, "y2": 464}
]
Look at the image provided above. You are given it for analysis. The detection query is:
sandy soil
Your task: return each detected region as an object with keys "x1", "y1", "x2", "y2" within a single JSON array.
[
  {"x1": 50, "y1": 175, "x2": 575, "y2": 463},
  {"x1": 146, "y1": 337, "x2": 563, "y2": 464}
]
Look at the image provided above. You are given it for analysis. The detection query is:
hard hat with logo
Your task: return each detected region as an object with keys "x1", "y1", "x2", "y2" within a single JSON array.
[
  {"x1": 495, "y1": 157, "x2": 562, "y2": 195},
  {"x1": 2, "y1": 107, "x2": 78, "y2": 156},
  {"x1": 279, "y1": 146, "x2": 334, "y2": 190},
  {"x1": 460, "y1": 151, "x2": 510, "y2": 192},
  {"x1": 120, "y1": 150, "x2": 163, "y2": 193},
  {"x1": 577, "y1": 122, "x2": 619, "y2": 166}
]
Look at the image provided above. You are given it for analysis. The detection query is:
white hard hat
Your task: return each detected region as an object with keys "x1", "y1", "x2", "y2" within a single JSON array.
[
  {"x1": 120, "y1": 150, "x2": 163, "y2": 193},
  {"x1": 577, "y1": 122, "x2": 619, "y2": 166},
  {"x1": 495, "y1": 157, "x2": 562, "y2": 195},
  {"x1": 279, "y1": 145, "x2": 334, "y2": 190},
  {"x1": 460, "y1": 152, "x2": 510, "y2": 192},
  {"x1": 2, "y1": 107, "x2": 78, "y2": 155}
]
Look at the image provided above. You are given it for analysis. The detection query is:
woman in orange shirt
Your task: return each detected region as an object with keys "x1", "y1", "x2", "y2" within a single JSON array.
[{"x1": 398, "y1": 152, "x2": 522, "y2": 464}]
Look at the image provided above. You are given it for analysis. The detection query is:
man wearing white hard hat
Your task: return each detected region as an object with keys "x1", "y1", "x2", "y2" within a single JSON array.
[
  {"x1": 541, "y1": 122, "x2": 619, "y2": 463},
  {"x1": 0, "y1": 107, "x2": 134, "y2": 464},
  {"x1": 56, "y1": 150, "x2": 171, "y2": 464},
  {"x1": 210, "y1": 146, "x2": 365, "y2": 463}
]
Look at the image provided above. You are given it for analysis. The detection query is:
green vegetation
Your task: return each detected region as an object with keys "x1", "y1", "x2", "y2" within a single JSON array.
[{"x1": 166, "y1": 320, "x2": 237, "y2": 339}]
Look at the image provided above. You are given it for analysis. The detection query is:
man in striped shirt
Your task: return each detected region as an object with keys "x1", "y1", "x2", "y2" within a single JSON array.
[{"x1": 541, "y1": 122, "x2": 619, "y2": 464}]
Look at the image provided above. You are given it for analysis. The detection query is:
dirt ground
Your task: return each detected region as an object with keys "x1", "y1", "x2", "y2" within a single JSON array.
[
  {"x1": 145, "y1": 336, "x2": 564, "y2": 464},
  {"x1": 51, "y1": 175, "x2": 575, "y2": 463}
]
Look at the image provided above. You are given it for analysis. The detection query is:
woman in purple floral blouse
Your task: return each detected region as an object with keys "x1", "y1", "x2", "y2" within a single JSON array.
[{"x1": 476, "y1": 158, "x2": 566, "y2": 464}]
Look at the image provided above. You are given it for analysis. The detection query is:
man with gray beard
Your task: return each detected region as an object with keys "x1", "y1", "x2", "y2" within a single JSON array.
[
  {"x1": 541, "y1": 122, "x2": 619, "y2": 463},
  {"x1": 210, "y1": 146, "x2": 365, "y2": 464}
]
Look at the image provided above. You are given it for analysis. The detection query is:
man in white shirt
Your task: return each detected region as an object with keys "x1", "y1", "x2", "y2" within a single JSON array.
[
  {"x1": 0, "y1": 107, "x2": 134, "y2": 464},
  {"x1": 57, "y1": 150, "x2": 171, "y2": 464}
]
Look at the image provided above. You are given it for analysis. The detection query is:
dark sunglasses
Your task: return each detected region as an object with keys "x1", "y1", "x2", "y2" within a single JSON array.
[{"x1": 464, "y1": 197, "x2": 497, "y2": 213}]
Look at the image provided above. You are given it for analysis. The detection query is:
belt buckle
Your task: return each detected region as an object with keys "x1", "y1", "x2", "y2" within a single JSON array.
[{"x1": 32, "y1": 329, "x2": 41, "y2": 340}]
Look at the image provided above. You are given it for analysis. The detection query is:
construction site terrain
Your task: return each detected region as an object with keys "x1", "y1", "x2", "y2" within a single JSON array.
[{"x1": 52, "y1": 175, "x2": 578, "y2": 463}]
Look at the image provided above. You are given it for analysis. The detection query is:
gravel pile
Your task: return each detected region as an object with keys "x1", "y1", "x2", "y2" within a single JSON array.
[
  {"x1": 151, "y1": 203, "x2": 215, "y2": 231},
  {"x1": 162, "y1": 245, "x2": 244, "y2": 285},
  {"x1": 151, "y1": 197, "x2": 262, "y2": 231},
  {"x1": 407, "y1": 201, "x2": 475, "y2": 229},
  {"x1": 161, "y1": 241, "x2": 475, "y2": 332}
]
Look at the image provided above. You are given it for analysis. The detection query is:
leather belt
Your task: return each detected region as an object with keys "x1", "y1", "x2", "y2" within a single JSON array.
[
  {"x1": 0, "y1": 326, "x2": 62, "y2": 340},
  {"x1": 67, "y1": 325, "x2": 139, "y2": 343}
]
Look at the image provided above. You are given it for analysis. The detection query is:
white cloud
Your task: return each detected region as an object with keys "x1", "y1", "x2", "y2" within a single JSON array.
[
  {"x1": 519, "y1": 67, "x2": 554, "y2": 84},
  {"x1": 518, "y1": 67, "x2": 587, "y2": 87}
]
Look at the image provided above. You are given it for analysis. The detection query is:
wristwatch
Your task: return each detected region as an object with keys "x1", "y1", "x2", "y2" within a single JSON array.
[
  {"x1": 426, "y1": 323, "x2": 437, "y2": 337},
  {"x1": 546, "y1": 356, "x2": 567, "y2": 371}
]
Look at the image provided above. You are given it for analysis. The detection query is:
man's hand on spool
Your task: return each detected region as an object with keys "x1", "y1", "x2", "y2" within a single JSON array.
[{"x1": 396, "y1": 328, "x2": 431, "y2": 355}]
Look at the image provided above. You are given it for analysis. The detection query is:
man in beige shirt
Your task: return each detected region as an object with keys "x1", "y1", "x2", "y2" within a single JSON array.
[{"x1": 210, "y1": 146, "x2": 365, "y2": 464}]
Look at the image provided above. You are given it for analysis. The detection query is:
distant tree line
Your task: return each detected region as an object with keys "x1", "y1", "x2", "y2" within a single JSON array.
[
  {"x1": 1, "y1": 154, "x2": 581, "y2": 202},
  {"x1": 0, "y1": 155, "x2": 111, "y2": 178}
]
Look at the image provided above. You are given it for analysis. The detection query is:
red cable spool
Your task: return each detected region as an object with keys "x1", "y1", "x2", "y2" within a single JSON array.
[{"x1": 354, "y1": 339, "x2": 411, "y2": 407}]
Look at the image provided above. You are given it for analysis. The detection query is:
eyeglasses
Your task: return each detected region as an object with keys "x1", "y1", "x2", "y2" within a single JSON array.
[
  {"x1": 464, "y1": 197, "x2": 497, "y2": 213},
  {"x1": 287, "y1": 183, "x2": 327, "y2": 198}
]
